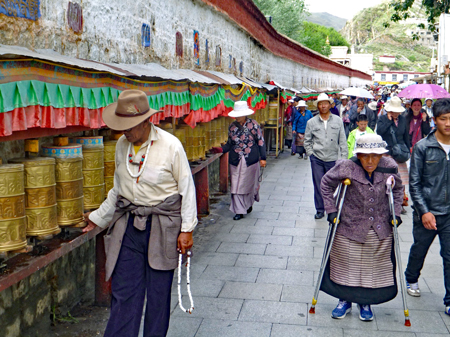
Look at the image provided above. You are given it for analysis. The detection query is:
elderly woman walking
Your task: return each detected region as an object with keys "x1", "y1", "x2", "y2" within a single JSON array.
[
  {"x1": 214, "y1": 101, "x2": 266, "y2": 220},
  {"x1": 320, "y1": 134, "x2": 403, "y2": 321}
]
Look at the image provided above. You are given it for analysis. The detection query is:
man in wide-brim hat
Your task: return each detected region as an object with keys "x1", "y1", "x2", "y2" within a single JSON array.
[
  {"x1": 84, "y1": 89, "x2": 197, "y2": 337},
  {"x1": 304, "y1": 93, "x2": 348, "y2": 219}
]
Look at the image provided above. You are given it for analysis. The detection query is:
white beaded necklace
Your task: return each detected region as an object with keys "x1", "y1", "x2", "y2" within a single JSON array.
[
  {"x1": 177, "y1": 251, "x2": 194, "y2": 314},
  {"x1": 125, "y1": 141, "x2": 152, "y2": 179}
]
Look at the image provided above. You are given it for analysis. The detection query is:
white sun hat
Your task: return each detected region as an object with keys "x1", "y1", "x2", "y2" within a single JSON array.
[
  {"x1": 314, "y1": 93, "x2": 334, "y2": 107},
  {"x1": 297, "y1": 100, "x2": 307, "y2": 107},
  {"x1": 384, "y1": 96, "x2": 405, "y2": 113},
  {"x1": 228, "y1": 101, "x2": 255, "y2": 118},
  {"x1": 353, "y1": 134, "x2": 389, "y2": 155}
]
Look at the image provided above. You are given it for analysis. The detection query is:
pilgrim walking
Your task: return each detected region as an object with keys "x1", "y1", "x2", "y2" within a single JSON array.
[
  {"x1": 83, "y1": 89, "x2": 197, "y2": 337},
  {"x1": 213, "y1": 101, "x2": 266, "y2": 220},
  {"x1": 320, "y1": 134, "x2": 403, "y2": 321}
]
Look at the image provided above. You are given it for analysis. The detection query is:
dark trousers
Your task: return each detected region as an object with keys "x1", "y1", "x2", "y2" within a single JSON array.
[
  {"x1": 405, "y1": 211, "x2": 450, "y2": 305},
  {"x1": 104, "y1": 215, "x2": 175, "y2": 337},
  {"x1": 310, "y1": 155, "x2": 336, "y2": 213}
]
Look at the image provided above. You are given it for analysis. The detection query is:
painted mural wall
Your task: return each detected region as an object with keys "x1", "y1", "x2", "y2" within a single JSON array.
[{"x1": 0, "y1": 0, "x2": 370, "y2": 89}]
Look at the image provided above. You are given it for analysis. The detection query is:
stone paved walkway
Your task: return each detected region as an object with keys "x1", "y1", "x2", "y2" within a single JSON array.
[{"x1": 166, "y1": 151, "x2": 450, "y2": 337}]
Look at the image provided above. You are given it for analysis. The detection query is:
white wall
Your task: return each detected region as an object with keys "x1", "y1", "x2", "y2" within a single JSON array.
[{"x1": 0, "y1": 0, "x2": 370, "y2": 89}]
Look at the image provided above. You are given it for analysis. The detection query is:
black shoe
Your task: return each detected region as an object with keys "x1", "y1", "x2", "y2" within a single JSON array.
[
  {"x1": 314, "y1": 212, "x2": 325, "y2": 219},
  {"x1": 233, "y1": 214, "x2": 244, "y2": 220},
  {"x1": 247, "y1": 206, "x2": 253, "y2": 214},
  {"x1": 291, "y1": 152, "x2": 296, "y2": 156}
]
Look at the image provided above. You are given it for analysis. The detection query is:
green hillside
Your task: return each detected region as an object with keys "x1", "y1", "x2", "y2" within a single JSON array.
[
  {"x1": 341, "y1": 1, "x2": 433, "y2": 72},
  {"x1": 306, "y1": 12, "x2": 347, "y2": 31}
]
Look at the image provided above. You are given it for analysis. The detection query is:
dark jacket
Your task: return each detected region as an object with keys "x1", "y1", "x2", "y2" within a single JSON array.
[
  {"x1": 410, "y1": 130, "x2": 450, "y2": 217},
  {"x1": 349, "y1": 105, "x2": 377, "y2": 131},
  {"x1": 377, "y1": 114, "x2": 411, "y2": 156},
  {"x1": 321, "y1": 157, "x2": 403, "y2": 243},
  {"x1": 404, "y1": 110, "x2": 431, "y2": 148},
  {"x1": 222, "y1": 118, "x2": 266, "y2": 166}
]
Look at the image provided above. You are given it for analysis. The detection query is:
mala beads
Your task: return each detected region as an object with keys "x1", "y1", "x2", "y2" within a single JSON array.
[{"x1": 177, "y1": 251, "x2": 194, "y2": 314}]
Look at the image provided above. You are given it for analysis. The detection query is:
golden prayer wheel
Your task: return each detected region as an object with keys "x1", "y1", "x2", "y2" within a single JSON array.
[
  {"x1": 174, "y1": 128, "x2": 186, "y2": 145},
  {"x1": 264, "y1": 100, "x2": 270, "y2": 123},
  {"x1": 81, "y1": 147, "x2": 105, "y2": 210},
  {"x1": 211, "y1": 119, "x2": 219, "y2": 147},
  {"x1": 105, "y1": 177, "x2": 114, "y2": 198},
  {"x1": 42, "y1": 143, "x2": 82, "y2": 159},
  {"x1": 178, "y1": 125, "x2": 195, "y2": 161},
  {"x1": 54, "y1": 158, "x2": 84, "y2": 227},
  {"x1": 0, "y1": 164, "x2": 27, "y2": 252},
  {"x1": 201, "y1": 122, "x2": 212, "y2": 153},
  {"x1": 194, "y1": 124, "x2": 205, "y2": 160},
  {"x1": 9, "y1": 157, "x2": 59, "y2": 237},
  {"x1": 104, "y1": 140, "x2": 117, "y2": 197},
  {"x1": 269, "y1": 102, "x2": 279, "y2": 121}
]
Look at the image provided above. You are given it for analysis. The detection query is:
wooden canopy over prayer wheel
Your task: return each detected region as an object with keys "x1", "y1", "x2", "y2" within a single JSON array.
[
  {"x1": 0, "y1": 164, "x2": 27, "y2": 252},
  {"x1": 9, "y1": 157, "x2": 59, "y2": 237},
  {"x1": 104, "y1": 140, "x2": 117, "y2": 198},
  {"x1": 81, "y1": 146, "x2": 105, "y2": 210}
]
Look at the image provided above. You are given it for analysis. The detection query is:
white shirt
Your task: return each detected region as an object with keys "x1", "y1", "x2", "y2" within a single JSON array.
[
  {"x1": 439, "y1": 141, "x2": 450, "y2": 160},
  {"x1": 89, "y1": 124, "x2": 198, "y2": 232},
  {"x1": 319, "y1": 114, "x2": 328, "y2": 129}
]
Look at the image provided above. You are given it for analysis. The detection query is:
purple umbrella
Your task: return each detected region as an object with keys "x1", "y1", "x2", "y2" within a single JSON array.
[{"x1": 398, "y1": 84, "x2": 450, "y2": 99}]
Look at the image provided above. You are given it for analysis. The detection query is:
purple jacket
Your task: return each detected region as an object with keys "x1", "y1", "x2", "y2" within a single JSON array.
[{"x1": 321, "y1": 157, "x2": 403, "y2": 243}]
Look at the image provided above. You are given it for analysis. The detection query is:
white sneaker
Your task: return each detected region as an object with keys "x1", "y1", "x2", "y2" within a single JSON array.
[{"x1": 406, "y1": 280, "x2": 421, "y2": 297}]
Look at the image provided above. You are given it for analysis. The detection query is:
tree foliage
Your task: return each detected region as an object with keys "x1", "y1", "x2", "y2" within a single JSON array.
[
  {"x1": 386, "y1": 0, "x2": 450, "y2": 35},
  {"x1": 252, "y1": 0, "x2": 350, "y2": 56}
]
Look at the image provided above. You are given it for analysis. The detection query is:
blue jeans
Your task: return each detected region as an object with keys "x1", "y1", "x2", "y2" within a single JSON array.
[
  {"x1": 310, "y1": 155, "x2": 336, "y2": 213},
  {"x1": 405, "y1": 211, "x2": 450, "y2": 305}
]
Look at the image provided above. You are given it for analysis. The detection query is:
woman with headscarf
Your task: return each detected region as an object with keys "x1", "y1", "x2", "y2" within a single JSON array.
[
  {"x1": 320, "y1": 134, "x2": 403, "y2": 321},
  {"x1": 405, "y1": 98, "x2": 431, "y2": 149},
  {"x1": 377, "y1": 96, "x2": 411, "y2": 214},
  {"x1": 292, "y1": 100, "x2": 313, "y2": 159},
  {"x1": 213, "y1": 101, "x2": 266, "y2": 220}
]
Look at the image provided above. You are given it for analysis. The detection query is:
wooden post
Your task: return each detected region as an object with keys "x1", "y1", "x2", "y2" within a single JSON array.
[{"x1": 194, "y1": 167, "x2": 210, "y2": 215}]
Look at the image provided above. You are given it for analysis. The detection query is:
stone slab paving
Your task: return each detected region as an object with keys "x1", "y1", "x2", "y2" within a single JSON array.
[{"x1": 165, "y1": 151, "x2": 450, "y2": 336}]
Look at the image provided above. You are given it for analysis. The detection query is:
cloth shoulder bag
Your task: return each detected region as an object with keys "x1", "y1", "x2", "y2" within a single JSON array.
[{"x1": 389, "y1": 125, "x2": 410, "y2": 163}]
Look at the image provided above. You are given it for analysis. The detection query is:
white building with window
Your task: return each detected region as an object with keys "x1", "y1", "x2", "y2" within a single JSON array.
[{"x1": 373, "y1": 71, "x2": 431, "y2": 85}]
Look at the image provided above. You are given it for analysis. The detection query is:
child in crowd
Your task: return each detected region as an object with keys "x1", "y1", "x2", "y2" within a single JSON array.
[{"x1": 347, "y1": 114, "x2": 375, "y2": 158}]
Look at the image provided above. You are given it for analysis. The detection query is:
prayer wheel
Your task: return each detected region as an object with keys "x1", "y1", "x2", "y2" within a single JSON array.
[
  {"x1": 201, "y1": 122, "x2": 212, "y2": 153},
  {"x1": 74, "y1": 136, "x2": 104, "y2": 148},
  {"x1": 104, "y1": 140, "x2": 117, "y2": 198},
  {"x1": 42, "y1": 143, "x2": 82, "y2": 159},
  {"x1": 54, "y1": 158, "x2": 84, "y2": 227},
  {"x1": 9, "y1": 157, "x2": 59, "y2": 237},
  {"x1": 194, "y1": 124, "x2": 205, "y2": 160},
  {"x1": 263, "y1": 100, "x2": 270, "y2": 123},
  {"x1": 178, "y1": 125, "x2": 195, "y2": 161},
  {"x1": 0, "y1": 164, "x2": 27, "y2": 252},
  {"x1": 82, "y1": 146, "x2": 105, "y2": 210},
  {"x1": 269, "y1": 102, "x2": 279, "y2": 121},
  {"x1": 211, "y1": 119, "x2": 221, "y2": 147}
]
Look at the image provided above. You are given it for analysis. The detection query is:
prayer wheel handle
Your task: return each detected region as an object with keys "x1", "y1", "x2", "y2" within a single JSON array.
[{"x1": 343, "y1": 178, "x2": 351, "y2": 186}]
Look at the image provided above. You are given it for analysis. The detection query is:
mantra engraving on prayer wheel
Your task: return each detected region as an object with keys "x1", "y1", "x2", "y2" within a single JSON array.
[
  {"x1": 0, "y1": 164, "x2": 27, "y2": 252},
  {"x1": 0, "y1": 164, "x2": 25, "y2": 197},
  {"x1": 84, "y1": 184, "x2": 105, "y2": 209},
  {"x1": 57, "y1": 196, "x2": 84, "y2": 226},
  {"x1": 56, "y1": 179, "x2": 84, "y2": 200},
  {"x1": 0, "y1": 217, "x2": 27, "y2": 252},
  {"x1": 104, "y1": 140, "x2": 117, "y2": 198},
  {"x1": 82, "y1": 169, "x2": 105, "y2": 186},
  {"x1": 25, "y1": 206, "x2": 59, "y2": 236},
  {"x1": 54, "y1": 158, "x2": 84, "y2": 227},
  {"x1": 0, "y1": 195, "x2": 25, "y2": 220},
  {"x1": 9, "y1": 157, "x2": 60, "y2": 236},
  {"x1": 104, "y1": 162, "x2": 115, "y2": 177},
  {"x1": 82, "y1": 147, "x2": 104, "y2": 170}
]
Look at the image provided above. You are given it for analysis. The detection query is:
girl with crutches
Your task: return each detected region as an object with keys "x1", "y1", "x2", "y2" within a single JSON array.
[{"x1": 315, "y1": 134, "x2": 404, "y2": 321}]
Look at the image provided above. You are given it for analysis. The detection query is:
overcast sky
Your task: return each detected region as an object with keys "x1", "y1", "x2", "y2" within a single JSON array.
[{"x1": 304, "y1": 0, "x2": 386, "y2": 20}]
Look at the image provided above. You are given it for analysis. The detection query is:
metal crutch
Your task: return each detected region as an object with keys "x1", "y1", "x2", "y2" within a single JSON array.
[
  {"x1": 309, "y1": 178, "x2": 351, "y2": 314},
  {"x1": 387, "y1": 176, "x2": 411, "y2": 326}
]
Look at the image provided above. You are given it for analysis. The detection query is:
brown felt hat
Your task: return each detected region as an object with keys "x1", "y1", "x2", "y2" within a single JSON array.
[{"x1": 102, "y1": 90, "x2": 161, "y2": 131}]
